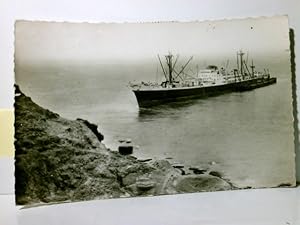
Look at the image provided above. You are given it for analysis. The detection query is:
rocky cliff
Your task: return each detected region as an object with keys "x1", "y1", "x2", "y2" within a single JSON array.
[{"x1": 15, "y1": 86, "x2": 233, "y2": 205}]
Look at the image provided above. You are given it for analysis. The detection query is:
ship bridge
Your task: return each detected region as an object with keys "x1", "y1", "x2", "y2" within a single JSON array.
[{"x1": 198, "y1": 65, "x2": 226, "y2": 84}]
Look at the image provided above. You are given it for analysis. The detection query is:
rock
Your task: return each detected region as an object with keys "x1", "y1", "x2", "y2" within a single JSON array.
[
  {"x1": 138, "y1": 158, "x2": 152, "y2": 163},
  {"x1": 165, "y1": 157, "x2": 173, "y2": 160},
  {"x1": 122, "y1": 173, "x2": 138, "y2": 186},
  {"x1": 120, "y1": 192, "x2": 131, "y2": 198},
  {"x1": 118, "y1": 138, "x2": 131, "y2": 143},
  {"x1": 136, "y1": 177, "x2": 156, "y2": 191},
  {"x1": 172, "y1": 163, "x2": 184, "y2": 169},
  {"x1": 174, "y1": 174, "x2": 232, "y2": 193},
  {"x1": 76, "y1": 118, "x2": 104, "y2": 142},
  {"x1": 150, "y1": 160, "x2": 173, "y2": 171},
  {"x1": 176, "y1": 168, "x2": 185, "y2": 175},
  {"x1": 14, "y1": 85, "x2": 235, "y2": 206},
  {"x1": 189, "y1": 167, "x2": 207, "y2": 175},
  {"x1": 118, "y1": 145, "x2": 133, "y2": 155},
  {"x1": 14, "y1": 87, "x2": 116, "y2": 205},
  {"x1": 209, "y1": 171, "x2": 223, "y2": 178},
  {"x1": 244, "y1": 186, "x2": 253, "y2": 189}
]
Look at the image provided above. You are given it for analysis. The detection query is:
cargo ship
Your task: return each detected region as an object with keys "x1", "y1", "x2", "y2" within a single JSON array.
[{"x1": 130, "y1": 51, "x2": 277, "y2": 108}]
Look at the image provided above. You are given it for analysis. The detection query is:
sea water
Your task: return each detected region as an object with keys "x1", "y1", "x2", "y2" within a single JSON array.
[{"x1": 16, "y1": 63, "x2": 295, "y2": 188}]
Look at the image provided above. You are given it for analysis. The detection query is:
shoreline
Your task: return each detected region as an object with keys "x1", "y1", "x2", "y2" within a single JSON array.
[{"x1": 15, "y1": 85, "x2": 235, "y2": 206}]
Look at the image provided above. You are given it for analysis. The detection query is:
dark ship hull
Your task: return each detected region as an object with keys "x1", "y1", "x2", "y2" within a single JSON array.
[{"x1": 133, "y1": 77, "x2": 276, "y2": 107}]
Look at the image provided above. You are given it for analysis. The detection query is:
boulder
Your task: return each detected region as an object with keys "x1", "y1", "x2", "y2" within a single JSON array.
[
  {"x1": 174, "y1": 174, "x2": 232, "y2": 193},
  {"x1": 118, "y1": 145, "x2": 133, "y2": 155}
]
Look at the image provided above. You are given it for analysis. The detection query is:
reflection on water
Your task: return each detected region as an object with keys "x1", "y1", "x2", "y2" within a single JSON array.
[
  {"x1": 137, "y1": 91, "x2": 248, "y2": 121},
  {"x1": 138, "y1": 98, "x2": 203, "y2": 121}
]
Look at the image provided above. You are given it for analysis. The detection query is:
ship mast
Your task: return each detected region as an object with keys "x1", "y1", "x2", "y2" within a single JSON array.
[
  {"x1": 236, "y1": 52, "x2": 239, "y2": 72},
  {"x1": 165, "y1": 54, "x2": 174, "y2": 85},
  {"x1": 158, "y1": 53, "x2": 175, "y2": 84},
  {"x1": 238, "y1": 50, "x2": 245, "y2": 79},
  {"x1": 250, "y1": 59, "x2": 255, "y2": 78},
  {"x1": 158, "y1": 53, "x2": 192, "y2": 85}
]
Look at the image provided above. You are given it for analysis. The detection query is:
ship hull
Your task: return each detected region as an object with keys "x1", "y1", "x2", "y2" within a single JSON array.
[{"x1": 132, "y1": 77, "x2": 276, "y2": 107}]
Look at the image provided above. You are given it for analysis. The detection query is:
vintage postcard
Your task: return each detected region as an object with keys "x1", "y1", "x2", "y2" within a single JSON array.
[{"x1": 14, "y1": 15, "x2": 295, "y2": 205}]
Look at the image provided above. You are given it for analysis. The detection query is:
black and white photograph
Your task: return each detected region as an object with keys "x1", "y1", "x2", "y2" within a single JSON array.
[{"x1": 14, "y1": 15, "x2": 296, "y2": 206}]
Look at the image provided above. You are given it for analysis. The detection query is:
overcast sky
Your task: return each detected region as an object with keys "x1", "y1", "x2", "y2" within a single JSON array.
[{"x1": 15, "y1": 15, "x2": 290, "y2": 66}]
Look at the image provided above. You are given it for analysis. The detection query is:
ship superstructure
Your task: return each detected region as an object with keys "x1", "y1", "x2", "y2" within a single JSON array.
[{"x1": 130, "y1": 51, "x2": 276, "y2": 107}]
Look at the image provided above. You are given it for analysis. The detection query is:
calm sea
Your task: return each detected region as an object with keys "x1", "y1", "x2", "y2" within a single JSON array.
[{"x1": 16, "y1": 63, "x2": 295, "y2": 188}]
